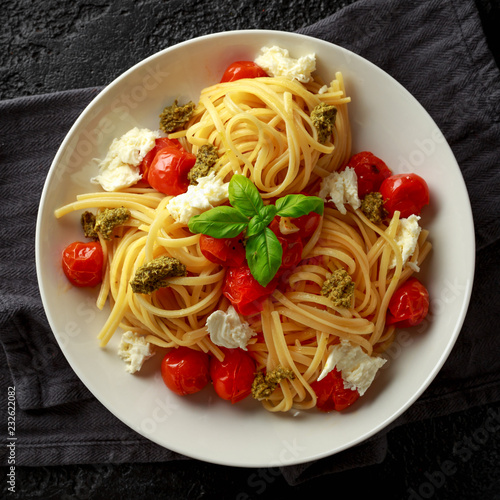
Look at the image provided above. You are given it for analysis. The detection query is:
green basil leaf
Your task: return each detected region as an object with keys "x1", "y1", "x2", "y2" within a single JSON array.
[
  {"x1": 228, "y1": 174, "x2": 264, "y2": 217},
  {"x1": 246, "y1": 227, "x2": 283, "y2": 287},
  {"x1": 188, "y1": 206, "x2": 249, "y2": 238},
  {"x1": 275, "y1": 194, "x2": 324, "y2": 217},
  {"x1": 247, "y1": 204, "x2": 278, "y2": 237}
]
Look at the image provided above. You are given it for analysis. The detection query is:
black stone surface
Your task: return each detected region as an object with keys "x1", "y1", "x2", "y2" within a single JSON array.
[
  {"x1": 0, "y1": 0, "x2": 359, "y2": 100},
  {"x1": 2, "y1": 1, "x2": 500, "y2": 499}
]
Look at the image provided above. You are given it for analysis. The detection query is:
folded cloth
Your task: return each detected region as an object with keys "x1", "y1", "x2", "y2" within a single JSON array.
[{"x1": 1, "y1": 0, "x2": 499, "y2": 484}]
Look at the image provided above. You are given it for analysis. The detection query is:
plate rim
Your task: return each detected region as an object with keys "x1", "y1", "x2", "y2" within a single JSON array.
[{"x1": 35, "y1": 28, "x2": 476, "y2": 467}]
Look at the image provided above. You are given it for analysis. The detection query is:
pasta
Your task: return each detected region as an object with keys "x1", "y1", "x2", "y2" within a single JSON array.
[
  {"x1": 245, "y1": 206, "x2": 431, "y2": 411},
  {"x1": 171, "y1": 73, "x2": 352, "y2": 196},
  {"x1": 55, "y1": 61, "x2": 432, "y2": 413}
]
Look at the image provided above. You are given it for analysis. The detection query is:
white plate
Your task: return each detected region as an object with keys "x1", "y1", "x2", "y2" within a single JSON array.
[{"x1": 35, "y1": 30, "x2": 475, "y2": 467}]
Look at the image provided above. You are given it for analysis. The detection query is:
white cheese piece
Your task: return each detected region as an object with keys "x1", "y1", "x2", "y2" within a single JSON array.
[
  {"x1": 118, "y1": 330, "x2": 155, "y2": 374},
  {"x1": 254, "y1": 46, "x2": 316, "y2": 83},
  {"x1": 206, "y1": 305, "x2": 256, "y2": 350},
  {"x1": 167, "y1": 171, "x2": 229, "y2": 224},
  {"x1": 92, "y1": 163, "x2": 143, "y2": 192},
  {"x1": 406, "y1": 261, "x2": 421, "y2": 273},
  {"x1": 317, "y1": 339, "x2": 386, "y2": 396},
  {"x1": 318, "y1": 167, "x2": 361, "y2": 214},
  {"x1": 389, "y1": 215, "x2": 422, "y2": 269},
  {"x1": 91, "y1": 127, "x2": 160, "y2": 191}
]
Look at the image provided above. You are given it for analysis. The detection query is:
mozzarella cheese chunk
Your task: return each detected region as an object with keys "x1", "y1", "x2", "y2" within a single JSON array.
[
  {"x1": 318, "y1": 167, "x2": 361, "y2": 214},
  {"x1": 167, "y1": 171, "x2": 229, "y2": 224},
  {"x1": 91, "y1": 127, "x2": 160, "y2": 191},
  {"x1": 206, "y1": 305, "x2": 256, "y2": 350},
  {"x1": 254, "y1": 46, "x2": 316, "y2": 83},
  {"x1": 318, "y1": 339, "x2": 386, "y2": 396},
  {"x1": 118, "y1": 330, "x2": 155, "y2": 374},
  {"x1": 389, "y1": 214, "x2": 422, "y2": 269}
]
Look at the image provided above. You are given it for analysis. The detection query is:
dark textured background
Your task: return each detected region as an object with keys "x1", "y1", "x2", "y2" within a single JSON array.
[{"x1": 1, "y1": 1, "x2": 500, "y2": 499}]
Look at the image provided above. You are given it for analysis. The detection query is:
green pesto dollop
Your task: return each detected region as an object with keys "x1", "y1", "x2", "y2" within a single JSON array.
[
  {"x1": 130, "y1": 256, "x2": 187, "y2": 294},
  {"x1": 361, "y1": 192, "x2": 388, "y2": 224},
  {"x1": 321, "y1": 268, "x2": 355, "y2": 308},
  {"x1": 159, "y1": 100, "x2": 196, "y2": 133},
  {"x1": 311, "y1": 103, "x2": 337, "y2": 144},
  {"x1": 188, "y1": 144, "x2": 219, "y2": 185},
  {"x1": 94, "y1": 207, "x2": 131, "y2": 240},
  {"x1": 251, "y1": 366, "x2": 295, "y2": 401},
  {"x1": 81, "y1": 211, "x2": 99, "y2": 240}
]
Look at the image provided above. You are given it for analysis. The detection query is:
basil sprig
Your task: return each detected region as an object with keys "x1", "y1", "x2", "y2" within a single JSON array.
[
  {"x1": 187, "y1": 205, "x2": 249, "y2": 238},
  {"x1": 188, "y1": 175, "x2": 324, "y2": 287}
]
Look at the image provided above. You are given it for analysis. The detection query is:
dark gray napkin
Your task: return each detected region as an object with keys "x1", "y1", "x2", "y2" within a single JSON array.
[{"x1": 1, "y1": 0, "x2": 499, "y2": 485}]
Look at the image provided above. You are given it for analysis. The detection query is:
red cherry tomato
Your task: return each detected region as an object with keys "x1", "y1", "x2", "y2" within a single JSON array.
[
  {"x1": 379, "y1": 173, "x2": 430, "y2": 218},
  {"x1": 223, "y1": 265, "x2": 278, "y2": 316},
  {"x1": 62, "y1": 241, "x2": 104, "y2": 287},
  {"x1": 292, "y1": 211, "x2": 322, "y2": 239},
  {"x1": 199, "y1": 234, "x2": 246, "y2": 267},
  {"x1": 267, "y1": 216, "x2": 308, "y2": 271},
  {"x1": 277, "y1": 234, "x2": 303, "y2": 269},
  {"x1": 386, "y1": 277, "x2": 430, "y2": 328},
  {"x1": 343, "y1": 151, "x2": 393, "y2": 198},
  {"x1": 139, "y1": 137, "x2": 183, "y2": 181},
  {"x1": 310, "y1": 368, "x2": 360, "y2": 412},
  {"x1": 268, "y1": 216, "x2": 282, "y2": 236},
  {"x1": 209, "y1": 347, "x2": 256, "y2": 403},
  {"x1": 160, "y1": 346, "x2": 210, "y2": 396},
  {"x1": 155, "y1": 286, "x2": 176, "y2": 308},
  {"x1": 220, "y1": 61, "x2": 268, "y2": 83},
  {"x1": 147, "y1": 146, "x2": 196, "y2": 196}
]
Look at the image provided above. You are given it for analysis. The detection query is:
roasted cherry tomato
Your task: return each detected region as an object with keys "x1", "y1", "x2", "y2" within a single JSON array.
[
  {"x1": 267, "y1": 216, "x2": 309, "y2": 270},
  {"x1": 139, "y1": 137, "x2": 183, "y2": 181},
  {"x1": 386, "y1": 277, "x2": 430, "y2": 328},
  {"x1": 223, "y1": 265, "x2": 278, "y2": 316},
  {"x1": 199, "y1": 234, "x2": 246, "y2": 267},
  {"x1": 161, "y1": 346, "x2": 210, "y2": 396},
  {"x1": 220, "y1": 61, "x2": 268, "y2": 83},
  {"x1": 268, "y1": 215, "x2": 284, "y2": 237},
  {"x1": 210, "y1": 347, "x2": 256, "y2": 403},
  {"x1": 62, "y1": 241, "x2": 104, "y2": 287},
  {"x1": 343, "y1": 151, "x2": 393, "y2": 199},
  {"x1": 277, "y1": 234, "x2": 303, "y2": 269},
  {"x1": 147, "y1": 146, "x2": 196, "y2": 196},
  {"x1": 155, "y1": 286, "x2": 178, "y2": 309},
  {"x1": 291, "y1": 211, "x2": 322, "y2": 239},
  {"x1": 310, "y1": 368, "x2": 360, "y2": 412},
  {"x1": 379, "y1": 173, "x2": 429, "y2": 218}
]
